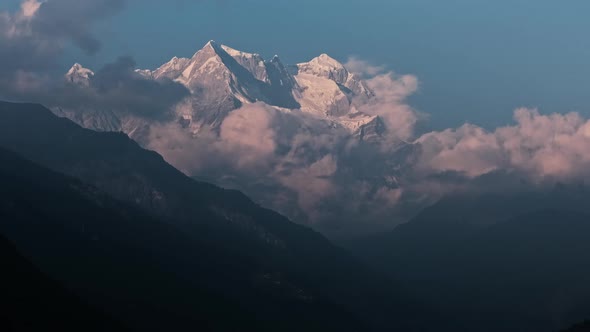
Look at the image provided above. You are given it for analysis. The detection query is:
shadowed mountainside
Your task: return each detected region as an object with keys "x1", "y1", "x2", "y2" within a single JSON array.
[
  {"x1": 0, "y1": 101, "x2": 435, "y2": 331},
  {"x1": 562, "y1": 320, "x2": 590, "y2": 332},
  {"x1": 350, "y1": 191, "x2": 590, "y2": 332},
  {"x1": 0, "y1": 232, "x2": 127, "y2": 332},
  {"x1": 0, "y1": 146, "x2": 366, "y2": 331}
]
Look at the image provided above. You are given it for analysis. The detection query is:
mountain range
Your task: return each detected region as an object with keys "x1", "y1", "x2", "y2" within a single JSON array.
[
  {"x1": 3, "y1": 41, "x2": 590, "y2": 331},
  {"x1": 2, "y1": 98, "x2": 590, "y2": 331},
  {"x1": 58, "y1": 40, "x2": 383, "y2": 140},
  {"x1": 50, "y1": 41, "x2": 417, "y2": 235}
]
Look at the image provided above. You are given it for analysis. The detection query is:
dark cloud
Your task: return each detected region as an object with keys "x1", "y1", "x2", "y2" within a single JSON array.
[
  {"x1": 2, "y1": 56, "x2": 189, "y2": 120},
  {"x1": 0, "y1": 1, "x2": 188, "y2": 120},
  {"x1": 84, "y1": 56, "x2": 189, "y2": 120},
  {"x1": 0, "y1": 0, "x2": 126, "y2": 88},
  {"x1": 31, "y1": 0, "x2": 126, "y2": 55}
]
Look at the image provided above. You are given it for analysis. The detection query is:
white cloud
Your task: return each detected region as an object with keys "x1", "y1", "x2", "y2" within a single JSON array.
[
  {"x1": 218, "y1": 103, "x2": 278, "y2": 170},
  {"x1": 345, "y1": 57, "x2": 386, "y2": 78},
  {"x1": 347, "y1": 58, "x2": 421, "y2": 142},
  {"x1": 141, "y1": 59, "x2": 429, "y2": 232},
  {"x1": 21, "y1": 0, "x2": 43, "y2": 17},
  {"x1": 415, "y1": 108, "x2": 590, "y2": 181}
]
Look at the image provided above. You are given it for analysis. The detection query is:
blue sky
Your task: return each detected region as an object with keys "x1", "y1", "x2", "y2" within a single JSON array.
[{"x1": 4, "y1": 0, "x2": 590, "y2": 130}]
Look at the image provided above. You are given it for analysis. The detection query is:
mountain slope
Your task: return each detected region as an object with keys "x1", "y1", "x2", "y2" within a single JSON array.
[
  {"x1": 0, "y1": 232, "x2": 127, "y2": 332},
  {"x1": 562, "y1": 321, "x2": 590, "y2": 332},
  {"x1": 350, "y1": 190, "x2": 590, "y2": 332},
  {"x1": 0, "y1": 101, "x2": 433, "y2": 331},
  {"x1": 0, "y1": 146, "x2": 370, "y2": 331}
]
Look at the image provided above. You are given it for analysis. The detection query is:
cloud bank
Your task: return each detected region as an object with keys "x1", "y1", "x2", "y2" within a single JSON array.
[
  {"x1": 416, "y1": 108, "x2": 590, "y2": 181},
  {"x1": 146, "y1": 68, "x2": 422, "y2": 233},
  {"x1": 148, "y1": 61, "x2": 590, "y2": 235}
]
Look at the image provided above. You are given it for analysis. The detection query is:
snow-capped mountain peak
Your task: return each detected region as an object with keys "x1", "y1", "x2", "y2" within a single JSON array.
[
  {"x1": 296, "y1": 53, "x2": 372, "y2": 99},
  {"x1": 149, "y1": 56, "x2": 190, "y2": 80},
  {"x1": 62, "y1": 41, "x2": 384, "y2": 140},
  {"x1": 220, "y1": 44, "x2": 270, "y2": 83},
  {"x1": 65, "y1": 63, "x2": 94, "y2": 86},
  {"x1": 220, "y1": 44, "x2": 260, "y2": 59},
  {"x1": 298, "y1": 53, "x2": 350, "y2": 84},
  {"x1": 52, "y1": 41, "x2": 416, "y2": 233}
]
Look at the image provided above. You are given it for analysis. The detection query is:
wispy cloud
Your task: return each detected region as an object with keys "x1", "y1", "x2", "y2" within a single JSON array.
[{"x1": 345, "y1": 57, "x2": 422, "y2": 143}]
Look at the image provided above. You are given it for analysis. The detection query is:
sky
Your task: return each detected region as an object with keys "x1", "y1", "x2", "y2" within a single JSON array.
[{"x1": 3, "y1": 0, "x2": 590, "y2": 130}]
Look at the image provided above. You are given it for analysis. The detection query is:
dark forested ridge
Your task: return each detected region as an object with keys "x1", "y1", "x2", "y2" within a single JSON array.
[{"x1": 0, "y1": 101, "x2": 433, "y2": 331}]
